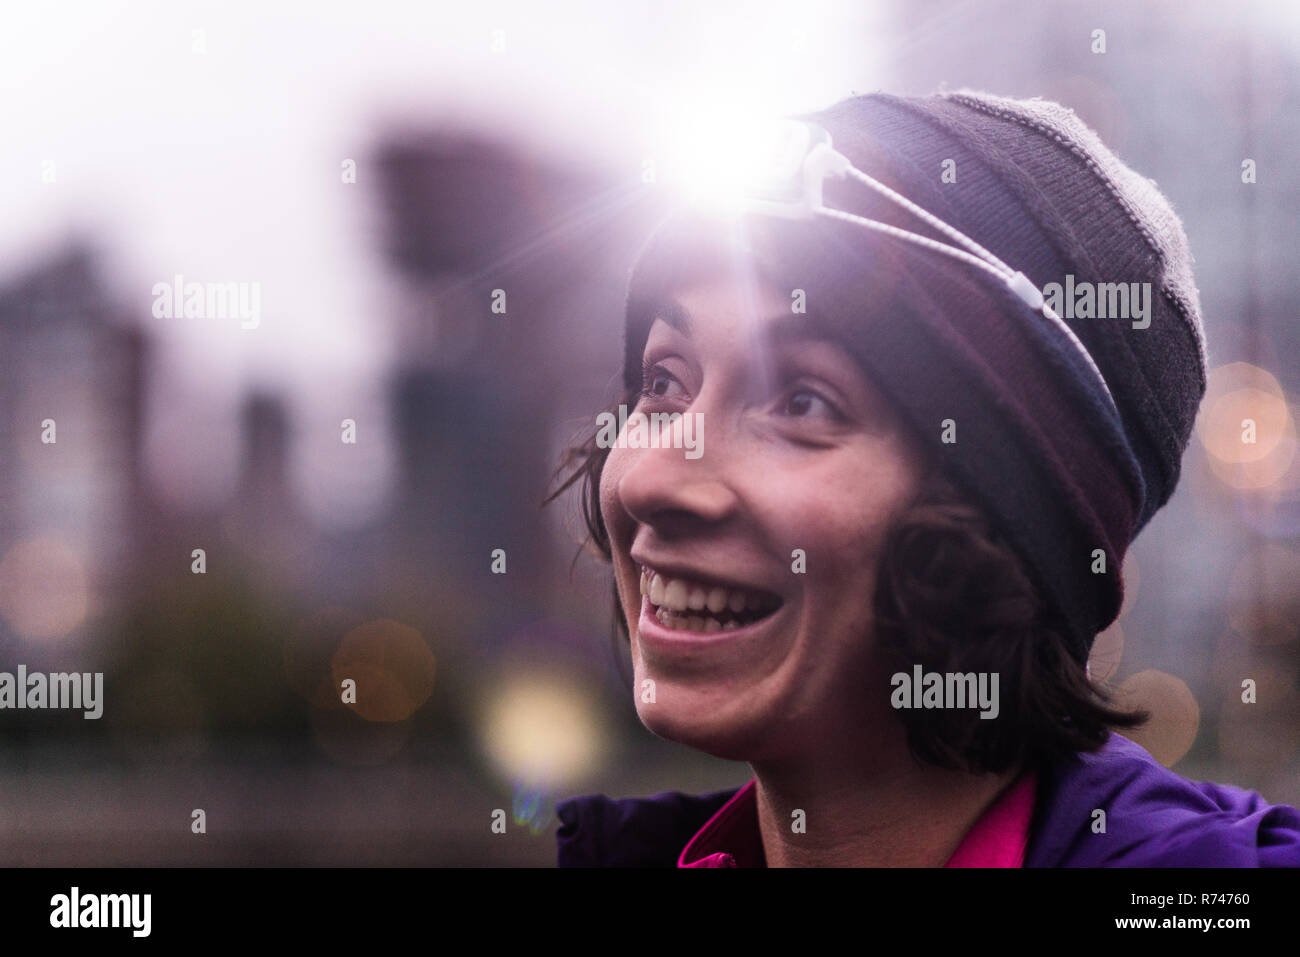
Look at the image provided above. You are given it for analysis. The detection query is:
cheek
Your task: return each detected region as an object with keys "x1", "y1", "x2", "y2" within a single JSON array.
[
  {"x1": 597, "y1": 450, "x2": 640, "y2": 624},
  {"x1": 772, "y1": 442, "x2": 919, "y2": 594},
  {"x1": 597, "y1": 447, "x2": 628, "y2": 542}
]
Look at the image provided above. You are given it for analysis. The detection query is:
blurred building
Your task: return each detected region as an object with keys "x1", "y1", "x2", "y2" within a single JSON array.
[
  {"x1": 0, "y1": 242, "x2": 148, "y2": 657},
  {"x1": 373, "y1": 131, "x2": 661, "y2": 633}
]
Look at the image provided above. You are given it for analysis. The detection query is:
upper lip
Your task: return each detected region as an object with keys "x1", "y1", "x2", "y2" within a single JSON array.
[{"x1": 630, "y1": 549, "x2": 782, "y2": 598}]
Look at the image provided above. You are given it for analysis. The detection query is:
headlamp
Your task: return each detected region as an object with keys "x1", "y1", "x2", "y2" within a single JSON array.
[
  {"x1": 728, "y1": 119, "x2": 1117, "y2": 413},
  {"x1": 733, "y1": 121, "x2": 849, "y2": 219}
]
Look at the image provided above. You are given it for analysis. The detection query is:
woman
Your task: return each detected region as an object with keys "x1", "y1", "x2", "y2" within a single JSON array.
[{"x1": 550, "y1": 90, "x2": 1300, "y2": 866}]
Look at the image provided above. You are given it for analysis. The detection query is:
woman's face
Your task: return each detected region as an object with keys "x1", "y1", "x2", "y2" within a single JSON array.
[{"x1": 599, "y1": 270, "x2": 927, "y2": 761}]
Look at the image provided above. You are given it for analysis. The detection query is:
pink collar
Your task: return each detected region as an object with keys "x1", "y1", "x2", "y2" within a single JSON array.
[{"x1": 678, "y1": 770, "x2": 1037, "y2": 867}]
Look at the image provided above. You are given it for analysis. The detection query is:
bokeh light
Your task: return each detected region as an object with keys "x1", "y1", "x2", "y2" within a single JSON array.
[
  {"x1": 1114, "y1": 669, "x2": 1200, "y2": 767},
  {"x1": 1198, "y1": 363, "x2": 1288, "y2": 461},
  {"x1": 0, "y1": 537, "x2": 90, "y2": 640},
  {"x1": 479, "y1": 670, "x2": 607, "y2": 789},
  {"x1": 330, "y1": 619, "x2": 436, "y2": 723},
  {"x1": 1197, "y1": 363, "x2": 1298, "y2": 490}
]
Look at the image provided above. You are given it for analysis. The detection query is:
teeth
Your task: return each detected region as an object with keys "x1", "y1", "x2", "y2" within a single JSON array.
[
  {"x1": 663, "y1": 578, "x2": 689, "y2": 612},
  {"x1": 642, "y1": 567, "x2": 780, "y2": 632},
  {"x1": 653, "y1": 608, "x2": 751, "y2": 633}
]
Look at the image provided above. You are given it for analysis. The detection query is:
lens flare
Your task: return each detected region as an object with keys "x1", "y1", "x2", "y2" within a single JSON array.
[
  {"x1": 661, "y1": 110, "x2": 811, "y2": 214},
  {"x1": 512, "y1": 781, "x2": 557, "y2": 835}
]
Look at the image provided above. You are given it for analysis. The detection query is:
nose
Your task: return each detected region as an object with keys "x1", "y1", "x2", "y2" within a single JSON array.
[{"x1": 615, "y1": 437, "x2": 737, "y2": 536}]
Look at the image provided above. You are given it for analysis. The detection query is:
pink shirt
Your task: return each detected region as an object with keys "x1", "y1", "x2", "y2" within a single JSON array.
[{"x1": 677, "y1": 770, "x2": 1038, "y2": 867}]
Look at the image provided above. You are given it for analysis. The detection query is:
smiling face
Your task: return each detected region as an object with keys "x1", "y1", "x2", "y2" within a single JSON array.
[{"x1": 599, "y1": 269, "x2": 928, "y2": 762}]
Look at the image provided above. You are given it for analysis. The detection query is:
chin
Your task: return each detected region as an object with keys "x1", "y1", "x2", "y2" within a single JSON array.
[{"x1": 632, "y1": 681, "x2": 769, "y2": 762}]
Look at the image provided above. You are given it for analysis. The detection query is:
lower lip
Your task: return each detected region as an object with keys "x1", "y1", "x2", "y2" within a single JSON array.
[{"x1": 635, "y1": 594, "x2": 780, "y2": 653}]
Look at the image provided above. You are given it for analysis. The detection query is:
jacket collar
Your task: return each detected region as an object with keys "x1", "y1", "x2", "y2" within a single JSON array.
[{"x1": 676, "y1": 772, "x2": 1037, "y2": 867}]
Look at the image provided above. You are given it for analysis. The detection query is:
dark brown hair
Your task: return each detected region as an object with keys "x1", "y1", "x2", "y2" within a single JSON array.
[{"x1": 547, "y1": 395, "x2": 1147, "y2": 777}]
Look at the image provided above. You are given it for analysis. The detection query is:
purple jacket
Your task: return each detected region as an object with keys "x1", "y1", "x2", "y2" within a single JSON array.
[{"x1": 556, "y1": 734, "x2": 1300, "y2": 866}]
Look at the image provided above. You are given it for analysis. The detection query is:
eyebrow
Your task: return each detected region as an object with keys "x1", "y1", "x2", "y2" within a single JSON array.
[
  {"x1": 649, "y1": 298, "x2": 694, "y2": 335},
  {"x1": 649, "y1": 297, "x2": 828, "y2": 348}
]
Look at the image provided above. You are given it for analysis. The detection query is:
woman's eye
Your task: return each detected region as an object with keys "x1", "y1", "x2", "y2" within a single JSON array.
[
  {"x1": 641, "y1": 364, "x2": 686, "y2": 400},
  {"x1": 648, "y1": 373, "x2": 674, "y2": 397},
  {"x1": 779, "y1": 388, "x2": 840, "y2": 421}
]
